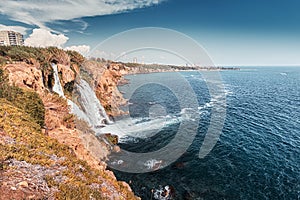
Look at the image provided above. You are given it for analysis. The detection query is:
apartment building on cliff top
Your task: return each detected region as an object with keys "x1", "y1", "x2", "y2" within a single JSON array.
[{"x1": 0, "y1": 31, "x2": 24, "y2": 46}]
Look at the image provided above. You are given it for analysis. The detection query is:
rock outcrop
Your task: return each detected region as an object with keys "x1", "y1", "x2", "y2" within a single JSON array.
[
  {"x1": 57, "y1": 63, "x2": 76, "y2": 86},
  {"x1": 4, "y1": 63, "x2": 45, "y2": 94}
]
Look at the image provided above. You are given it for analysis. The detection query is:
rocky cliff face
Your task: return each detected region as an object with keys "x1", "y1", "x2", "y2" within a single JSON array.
[
  {"x1": 4, "y1": 63, "x2": 45, "y2": 94},
  {"x1": 57, "y1": 64, "x2": 76, "y2": 86},
  {"x1": 0, "y1": 47, "x2": 139, "y2": 200}
]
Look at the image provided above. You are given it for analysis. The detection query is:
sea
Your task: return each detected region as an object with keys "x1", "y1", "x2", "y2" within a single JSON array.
[{"x1": 106, "y1": 67, "x2": 300, "y2": 200}]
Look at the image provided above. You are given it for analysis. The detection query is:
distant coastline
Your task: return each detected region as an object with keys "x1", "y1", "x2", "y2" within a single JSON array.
[{"x1": 113, "y1": 61, "x2": 241, "y2": 72}]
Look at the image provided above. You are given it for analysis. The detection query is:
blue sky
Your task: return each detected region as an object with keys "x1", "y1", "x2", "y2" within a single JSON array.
[{"x1": 0, "y1": 0, "x2": 300, "y2": 66}]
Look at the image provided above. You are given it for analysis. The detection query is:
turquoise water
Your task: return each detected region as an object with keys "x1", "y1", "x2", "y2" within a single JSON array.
[{"x1": 110, "y1": 67, "x2": 300, "y2": 200}]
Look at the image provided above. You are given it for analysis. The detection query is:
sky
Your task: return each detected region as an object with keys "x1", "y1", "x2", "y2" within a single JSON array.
[{"x1": 0, "y1": 0, "x2": 300, "y2": 66}]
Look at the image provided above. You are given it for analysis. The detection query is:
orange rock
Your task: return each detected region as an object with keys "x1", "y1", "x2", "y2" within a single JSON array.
[
  {"x1": 57, "y1": 64, "x2": 76, "y2": 85},
  {"x1": 4, "y1": 63, "x2": 45, "y2": 94},
  {"x1": 17, "y1": 181, "x2": 28, "y2": 188},
  {"x1": 113, "y1": 145, "x2": 121, "y2": 153}
]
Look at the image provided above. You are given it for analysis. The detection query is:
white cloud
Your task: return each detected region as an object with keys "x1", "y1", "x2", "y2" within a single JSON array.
[
  {"x1": 0, "y1": 0, "x2": 164, "y2": 29},
  {"x1": 24, "y1": 29, "x2": 69, "y2": 48},
  {"x1": 65, "y1": 45, "x2": 90, "y2": 56},
  {"x1": 0, "y1": 24, "x2": 28, "y2": 35},
  {"x1": 24, "y1": 28, "x2": 90, "y2": 55}
]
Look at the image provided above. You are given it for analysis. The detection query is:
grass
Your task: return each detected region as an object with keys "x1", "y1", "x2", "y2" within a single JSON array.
[
  {"x1": 0, "y1": 68, "x2": 45, "y2": 127},
  {"x1": 0, "y1": 98, "x2": 109, "y2": 199}
]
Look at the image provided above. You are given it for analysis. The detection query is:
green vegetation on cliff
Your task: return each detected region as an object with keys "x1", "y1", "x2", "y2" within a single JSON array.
[
  {"x1": 0, "y1": 68, "x2": 45, "y2": 127},
  {"x1": 0, "y1": 46, "x2": 84, "y2": 67}
]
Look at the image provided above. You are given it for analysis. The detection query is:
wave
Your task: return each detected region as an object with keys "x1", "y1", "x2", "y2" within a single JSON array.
[
  {"x1": 153, "y1": 185, "x2": 174, "y2": 200},
  {"x1": 100, "y1": 107, "x2": 198, "y2": 141},
  {"x1": 197, "y1": 93, "x2": 228, "y2": 111},
  {"x1": 100, "y1": 115, "x2": 179, "y2": 140}
]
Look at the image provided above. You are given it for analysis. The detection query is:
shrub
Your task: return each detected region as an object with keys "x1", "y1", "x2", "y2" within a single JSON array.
[
  {"x1": 56, "y1": 184, "x2": 106, "y2": 200},
  {"x1": 66, "y1": 50, "x2": 85, "y2": 66},
  {"x1": 0, "y1": 68, "x2": 45, "y2": 127}
]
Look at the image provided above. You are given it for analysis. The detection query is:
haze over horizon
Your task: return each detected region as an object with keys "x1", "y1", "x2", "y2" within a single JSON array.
[{"x1": 0, "y1": 0, "x2": 300, "y2": 66}]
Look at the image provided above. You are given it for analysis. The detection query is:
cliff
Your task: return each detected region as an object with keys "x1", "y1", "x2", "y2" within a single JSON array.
[{"x1": 0, "y1": 46, "x2": 138, "y2": 200}]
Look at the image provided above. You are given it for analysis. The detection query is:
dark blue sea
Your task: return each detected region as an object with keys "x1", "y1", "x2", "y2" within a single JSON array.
[{"x1": 108, "y1": 67, "x2": 300, "y2": 200}]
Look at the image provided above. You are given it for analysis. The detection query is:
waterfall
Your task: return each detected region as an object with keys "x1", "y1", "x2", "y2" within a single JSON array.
[
  {"x1": 67, "y1": 100, "x2": 92, "y2": 125},
  {"x1": 51, "y1": 63, "x2": 112, "y2": 129},
  {"x1": 76, "y1": 79, "x2": 113, "y2": 126},
  {"x1": 51, "y1": 63, "x2": 65, "y2": 98}
]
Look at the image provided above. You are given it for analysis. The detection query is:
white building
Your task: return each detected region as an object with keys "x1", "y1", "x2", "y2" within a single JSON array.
[{"x1": 0, "y1": 31, "x2": 24, "y2": 46}]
